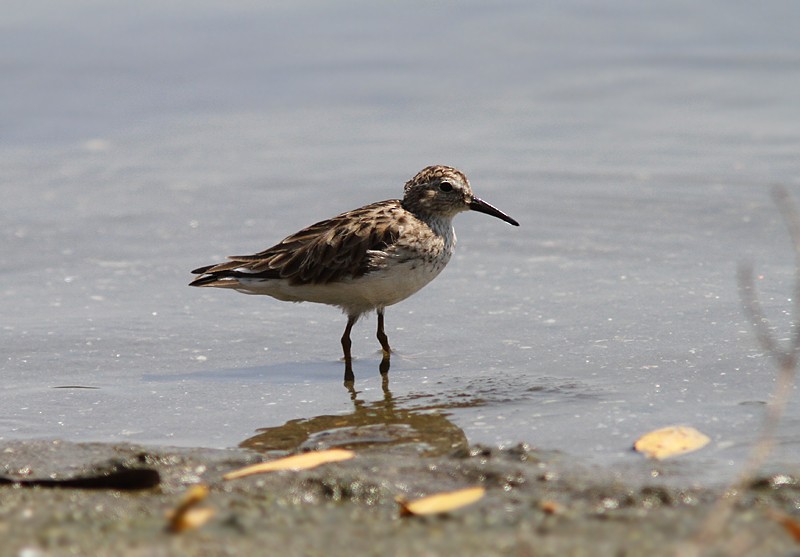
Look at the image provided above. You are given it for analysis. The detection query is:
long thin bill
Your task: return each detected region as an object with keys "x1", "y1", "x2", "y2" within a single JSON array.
[{"x1": 469, "y1": 197, "x2": 520, "y2": 226}]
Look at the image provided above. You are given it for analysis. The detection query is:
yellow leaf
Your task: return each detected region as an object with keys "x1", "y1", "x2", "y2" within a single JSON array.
[
  {"x1": 634, "y1": 426, "x2": 710, "y2": 460},
  {"x1": 168, "y1": 507, "x2": 215, "y2": 533},
  {"x1": 397, "y1": 486, "x2": 485, "y2": 516},
  {"x1": 167, "y1": 484, "x2": 214, "y2": 533},
  {"x1": 539, "y1": 499, "x2": 565, "y2": 515},
  {"x1": 223, "y1": 449, "x2": 355, "y2": 480}
]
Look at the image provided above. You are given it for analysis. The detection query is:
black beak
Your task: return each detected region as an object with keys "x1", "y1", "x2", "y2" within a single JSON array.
[{"x1": 469, "y1": 196, "x2": 520, "y2": 226}]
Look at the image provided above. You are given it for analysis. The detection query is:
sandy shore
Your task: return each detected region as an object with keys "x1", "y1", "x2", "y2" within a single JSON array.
[{"x1": 1, "y1": 439, "x2": 798, "y2": 556}]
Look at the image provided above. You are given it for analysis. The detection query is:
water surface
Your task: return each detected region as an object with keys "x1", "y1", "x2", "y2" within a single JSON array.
[{"x1": 3, "y1": 0, "x2": 800, "y2": 484}]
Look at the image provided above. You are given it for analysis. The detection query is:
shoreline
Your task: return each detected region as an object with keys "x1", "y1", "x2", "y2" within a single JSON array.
[{"x1": 1, "y1": 439, "x2": 797, "y2": 556}]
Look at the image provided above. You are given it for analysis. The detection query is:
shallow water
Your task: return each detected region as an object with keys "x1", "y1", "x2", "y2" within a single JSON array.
[{"x1": 3, "y1": 0, "x2": 800, "y2": 484}]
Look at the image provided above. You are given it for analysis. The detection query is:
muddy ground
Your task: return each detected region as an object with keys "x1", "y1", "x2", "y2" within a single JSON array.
[{"x1": 1, "y1": 440, "x2": 799, "y2": 557}]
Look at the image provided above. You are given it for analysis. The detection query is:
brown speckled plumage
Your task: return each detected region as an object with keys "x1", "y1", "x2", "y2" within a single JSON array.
[
  {"x1": 191, "y1": 200, "x2": 406, "y2": 286},
  {"x1": 190, "y1": 165, "x2": 519, "y2": 383}
]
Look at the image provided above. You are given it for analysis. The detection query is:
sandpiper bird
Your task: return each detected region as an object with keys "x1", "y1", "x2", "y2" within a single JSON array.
[{"x1": 190, "y1": 165, "x2": 519, "y2": 382}]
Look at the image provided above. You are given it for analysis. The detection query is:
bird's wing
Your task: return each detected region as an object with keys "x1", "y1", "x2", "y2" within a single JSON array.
[{"x1": 192, "y1": 200, "x2": 406, "y2": 285}]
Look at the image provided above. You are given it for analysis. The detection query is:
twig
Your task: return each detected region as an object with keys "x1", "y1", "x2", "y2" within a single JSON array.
[{"x1": 677, "y1": 185, "x2": 800, "y2": 556}]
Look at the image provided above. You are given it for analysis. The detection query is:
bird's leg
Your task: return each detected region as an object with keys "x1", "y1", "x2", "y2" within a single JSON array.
[
  {"x1": 376, "y1": 309, "x2": 391, "y2": 354},
  {"x1": 376, "y1": 309, "x2": 391, "y2": 375},
  {"x1": 342, "y1": 314, "x2": 357, "y2": 384}
]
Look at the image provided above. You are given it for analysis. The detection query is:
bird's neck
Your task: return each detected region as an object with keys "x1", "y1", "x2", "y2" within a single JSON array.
[{"x1": 425, "y1": 214, "x2": 456, "y2": 245}]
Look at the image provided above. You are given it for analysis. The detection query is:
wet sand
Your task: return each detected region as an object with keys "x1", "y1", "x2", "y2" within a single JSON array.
[{"x1": 1, "y1": 440, "x2": 798, "y2": 556}]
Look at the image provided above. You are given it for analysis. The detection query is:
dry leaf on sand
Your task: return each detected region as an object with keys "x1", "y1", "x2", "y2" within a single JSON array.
[
  {"x1": 634, "y1": 426, "x2": 710, "y2": 460},
  {"x1": 397, "y1": 486, "x2": 485, "y2": 517},
  {"x1": 167, "y1": 484, "x2": 214, "y2": 533},
  {"x1": 223, "y1": 449, "x2": 355, "y2": 480}
]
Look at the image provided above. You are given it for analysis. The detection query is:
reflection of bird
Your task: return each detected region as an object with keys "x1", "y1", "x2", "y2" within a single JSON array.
[
  {"x1": 239, "y1": 380, "x2": 471, "y2": 457},
  {"x1": 190, "y1": 165, "x2": 519, "y2": 381}
]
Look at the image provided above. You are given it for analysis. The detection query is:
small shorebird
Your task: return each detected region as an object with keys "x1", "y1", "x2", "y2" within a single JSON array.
[{"x1": 190, "y1": 165, "x2": 519, "y2": 382}]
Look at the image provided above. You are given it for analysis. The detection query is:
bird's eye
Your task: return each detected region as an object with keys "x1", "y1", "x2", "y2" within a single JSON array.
[{"x1": 439, "y1": 181, "x2": 453, "y2": 192}]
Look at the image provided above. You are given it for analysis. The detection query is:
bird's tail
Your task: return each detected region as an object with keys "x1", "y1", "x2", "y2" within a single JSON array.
[{"x1": 189, "y1": 265, "x2": 243, "y2": 288}]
